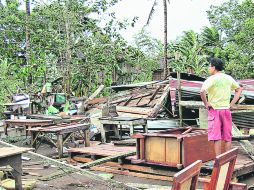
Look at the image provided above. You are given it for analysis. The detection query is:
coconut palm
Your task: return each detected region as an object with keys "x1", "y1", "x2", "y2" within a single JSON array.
[{"x1": 146, "y1": 0, "x2": 170, "y2": 78}]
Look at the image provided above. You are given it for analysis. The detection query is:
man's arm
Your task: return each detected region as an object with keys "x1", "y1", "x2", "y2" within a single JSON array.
[
  {"x1": 230, "y1": 86, "x2": 243, "y2": 108},
  {"x1": 200, "y1": 88, "x2": 212, "y2": 109}
]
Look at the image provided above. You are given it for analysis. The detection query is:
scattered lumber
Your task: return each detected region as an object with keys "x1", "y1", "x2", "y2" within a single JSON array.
[
  {"x1": 72, "y1": 156, "x2": 176, "y2": 176},
  {"x1": 90, "y1": 166, "x2": 174, "y2": 181},
  {"x1": 149, "y1": 84, "x2": 171, "y2": 117},
  {"x1": 79, "y1": 151, "x2": 136, "y2": 169},
  {"x1": 116, "y1": 106, "x2": 150, "y2": 115},
  {"x1": 232, "y1": 122, "x2": 254, "y2": 160}
]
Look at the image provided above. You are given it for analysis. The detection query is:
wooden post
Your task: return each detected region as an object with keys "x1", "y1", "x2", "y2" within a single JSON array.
[
  {"x1": 140, "y1": 138, "x2": 145, "y2": 160},
  {"x1": 57, "y1": 134, "x2": 63, "y2": 158},
  {"x1": 100, "y1": 124, "x2": 106, "y2": 143},
  {"x1": 31, "y1": 131, "x2": 37, "y2": 150},
  {"x1": 177, "y1": 72, "x2": 183, "y2": 127},
  {"x1": 84, "y1": 129, "x2": 90, "y2": 147},
  {"x1": 130, "y1": 124, "x2": 134, "y2": 136}
]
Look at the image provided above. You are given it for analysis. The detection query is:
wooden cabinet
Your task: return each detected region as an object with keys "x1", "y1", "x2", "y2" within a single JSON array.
[{"x1": 132, "y1": 128, "x2": 215, "y2": 168}]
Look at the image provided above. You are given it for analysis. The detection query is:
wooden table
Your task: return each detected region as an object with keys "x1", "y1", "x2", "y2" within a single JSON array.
[
  {"x1": 4, "y1": 119, "x2": 53, "y2": 136},
  {"x1": 99, "y1": 117, "x2": 148, "y2": 143},
  {"x1": 28, "y1": 123, "x2": 90, "y2": 158},
  {"x1": 27, "y1": 114, "x2": 89, "y2": 124},
  {"x1": 0, "y1": 147, "x2": 32, "y2": 190}
]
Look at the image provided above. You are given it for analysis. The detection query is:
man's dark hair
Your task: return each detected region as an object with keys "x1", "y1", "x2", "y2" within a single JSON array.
[{"x1": 208, "y1": 57, "x2": 224, "y2": 71}]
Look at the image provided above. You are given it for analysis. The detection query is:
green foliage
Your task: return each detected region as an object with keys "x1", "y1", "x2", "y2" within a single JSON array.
[{"x1": 0, "y1": 58, "x2": 21, "y2": 115}]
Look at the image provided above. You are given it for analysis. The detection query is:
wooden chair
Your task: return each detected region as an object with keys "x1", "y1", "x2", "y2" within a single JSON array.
[
  {"x1": 171, "y1": 160, "x2": 203, "y2": 190},
  {"x1": 199, "y1": 148, "x2": 247, "y2": 190}
]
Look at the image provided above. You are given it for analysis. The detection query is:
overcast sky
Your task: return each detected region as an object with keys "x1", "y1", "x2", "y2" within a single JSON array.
[{"x1": 111, "y1": 0, "x2": 227, "y2": 43}]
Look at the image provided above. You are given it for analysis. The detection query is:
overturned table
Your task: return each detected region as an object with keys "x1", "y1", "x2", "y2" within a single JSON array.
[
  {"x1": 28, "y1": 123, "x2": 90, "y2": 157},
  {"x1": 99, "y1": 117, "x2": 148, "y2": 143},
  {"x1": 0, "y1": 147, "x2": 32, "y2": 190}
]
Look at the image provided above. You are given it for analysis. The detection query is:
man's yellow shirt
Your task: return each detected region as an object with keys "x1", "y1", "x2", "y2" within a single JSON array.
[{"x1": 201, "y1": 73, "x2": 240, "y2": 109}]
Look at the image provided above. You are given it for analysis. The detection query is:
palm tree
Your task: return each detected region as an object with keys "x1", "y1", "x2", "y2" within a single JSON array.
[{"x1": 146, "y1": 0, "x2": 170, "y2": 78}]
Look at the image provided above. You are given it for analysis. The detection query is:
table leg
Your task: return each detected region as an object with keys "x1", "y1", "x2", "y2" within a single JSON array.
[
  {"x1": 143, "y1": 124, "x2": 148, "y2": 133},
  {"x1": 130, "y1": 124, "x2": 134, "y2": 136},
  {"x1": 4, "y1": 124, "x2": 9, "y2": 136},
  {"x1": 100, "y1": 124, "x2": 106, "y2": 143},
  {"x1": 31, "y1": 131, "x2": 38, "y2": 151},
  {"x1": 114, "y1": 125, "x2": 120, "y2": 139},
  {"x1": 57, "y1": 134, "x2": 63, "y2": 158},
  {"x1": 9, "y1": 155, "x2": 22, "y2": 190},
  {"x1": 84, "y1": 129, "x2": 90, "y2": 147},
  {"x1": 26, "y1": 126, "x2": 29, "y2": 137},
  {"x1": 120, "y1": 125, "x2": 122, "y2": 140}
]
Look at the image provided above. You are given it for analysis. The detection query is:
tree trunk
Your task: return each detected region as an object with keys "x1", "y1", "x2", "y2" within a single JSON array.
[
  {"x1": 25, "y1": 0, "x2": 31, "y2": 84},
  {"x1": 64, "y1": 3, "x2": 72, "y2": 95},
  {"x1": 163, "y1": 0, "x2": 168, "y2": 78}
]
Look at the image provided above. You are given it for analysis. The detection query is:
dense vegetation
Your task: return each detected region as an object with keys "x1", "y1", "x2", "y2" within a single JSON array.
[{"x1": 0, "y1": 0, "x2": 253, "y2": 109}]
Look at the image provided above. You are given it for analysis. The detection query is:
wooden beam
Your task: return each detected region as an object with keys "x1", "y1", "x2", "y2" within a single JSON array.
[
  {"x1": 180, "y1": 101, "x2": 254, "y2": 111},
  {"x1": 232, "y1": 135, "x2": 254, "y2": 141},
  {"x1": 79, "y1": 151, "x2": 136, "y2": 169},
  {"x1": 177, "y1": 72, "x2": 183, "y2": 127},
  {"x1": 87, "y1": 85, "x2": 104, "y2": 101},
  {"x1": 149, "y1": 86, "x2": 163, "y2": 103},
  {"x1": 123, "y1": 96, "x2": 133, "y2": 106},
  {"x1": 149, "y1": 84, "x2": 171, "y2": 117}
]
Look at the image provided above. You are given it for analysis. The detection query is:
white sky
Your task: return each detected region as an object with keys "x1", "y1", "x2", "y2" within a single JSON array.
[{"x1": 112, "y1": 0, "x2": 228, "y2": 43}]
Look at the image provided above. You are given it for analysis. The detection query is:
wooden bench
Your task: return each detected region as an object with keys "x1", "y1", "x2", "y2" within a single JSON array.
[
  {"x1": 4, "y1": 119, "x2": 53, "y2": 136},
  {"x1": 28, "y1": 123, "x2": 90, "y2": 158}
]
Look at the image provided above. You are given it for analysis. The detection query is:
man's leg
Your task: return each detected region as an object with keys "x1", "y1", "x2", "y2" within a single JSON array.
[
  {"x1": 214, "y1": 140, "x2": 222, "y2": 156},
  {"x1": 225, "y1": 141, "x2": 232, "y2": 152},
  {"x1": 221, "y1": 109, "x2": 233, "y2": 153}
]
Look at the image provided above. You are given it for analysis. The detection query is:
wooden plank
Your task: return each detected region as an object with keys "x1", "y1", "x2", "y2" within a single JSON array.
[
  {"x1": 87, "y1": 85, "x2": 104, "y2": 101},
  {"x1": 165, "y1": 138, "x2": 180, "y2": 165},
  {"x1": 80, "y1": 151, "x2": 136, "y2": 168},
  {"x1": 180, "y1": 101, "x2": 254, "y2": 110},
  {"x1": 89, "y1": 166, "x2": 174, "y2": 181},
  {"x1": 146, "y1": 137, "x2": 166, "y2": 163},
  {"x1": 116, "y1": 106, "x2": 151, "y2": 115},
  {"x1": 0, "y1": 147, "x2": 33, "y2": 158}
]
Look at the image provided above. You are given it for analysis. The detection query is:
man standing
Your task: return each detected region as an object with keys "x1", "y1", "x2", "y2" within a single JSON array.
[{"x1": 200, "y1": 58, "x2": 243, "y2": 156}]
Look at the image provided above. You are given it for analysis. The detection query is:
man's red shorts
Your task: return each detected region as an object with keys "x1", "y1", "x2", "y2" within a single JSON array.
[{"x1": 208, "y1": 108, "x2": 232, "y2": 141}]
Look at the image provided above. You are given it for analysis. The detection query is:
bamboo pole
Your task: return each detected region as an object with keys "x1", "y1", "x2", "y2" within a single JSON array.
[{"x1": 177, "y1": 72, "x2": 183, "y2": 127}]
